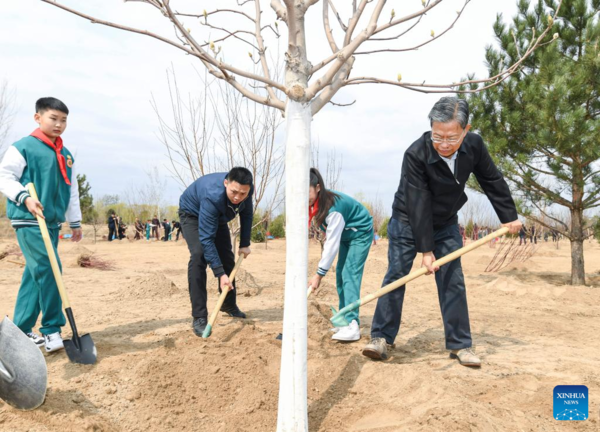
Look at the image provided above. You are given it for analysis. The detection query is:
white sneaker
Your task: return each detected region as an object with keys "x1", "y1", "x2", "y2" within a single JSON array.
[
  {"x1": 26, "y1": 332, "x2": 45, "y2": 347},
  {"x1": 331, "y1": 325, "x2": 347, "y2": 337},
  {"x1": 43, "y1": 332, "x2": 64, "y2": 353},
  {"x1": 332, "y1": 320, "x2": 361, "y2": 342}
]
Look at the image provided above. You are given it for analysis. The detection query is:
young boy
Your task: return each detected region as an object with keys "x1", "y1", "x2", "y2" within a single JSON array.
[{"x1": 0, "y1": 97, "x2": 82, "y2": 353}]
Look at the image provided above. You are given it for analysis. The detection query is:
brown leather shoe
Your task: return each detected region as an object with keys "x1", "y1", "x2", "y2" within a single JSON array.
[{"x1": 450, "y1": 347, "x2": 481, "y2": 367}]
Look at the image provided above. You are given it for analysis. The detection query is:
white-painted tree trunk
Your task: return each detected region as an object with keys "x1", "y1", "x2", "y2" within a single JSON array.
[{"x1": 276, "y1": 100, "x2": 311, "y2": 432}]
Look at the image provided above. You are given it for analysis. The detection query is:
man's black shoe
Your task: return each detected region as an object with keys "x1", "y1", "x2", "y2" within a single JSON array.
[
  {"x1": 192, "y1": 317, "x2": 208, "y2": 337},
  {"x1": 220, "y1": 305, "x2": 246, "y2": 319}
]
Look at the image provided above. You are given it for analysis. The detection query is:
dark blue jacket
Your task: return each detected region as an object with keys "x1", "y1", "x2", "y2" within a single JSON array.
[{"x1": 179, "y1": 172, "x2": 253, "y2": 277}]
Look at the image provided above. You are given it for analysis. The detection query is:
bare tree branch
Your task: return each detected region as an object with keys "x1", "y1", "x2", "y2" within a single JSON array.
[
  {"x1": 345, "y1": 0, "x2": 563, "y2": 93},
  {"x1": 311, "y1": 57, "x2": 355, "y2": 115},
  {"x1": 270, "y1": 0, "x2": 288, "y2": 23},
  {"x1": 323, "y1": 0, "x2": 340, "y2": 54},
  {"x1": 254, "y1": 0, "x2": 283, "y2": 105},
  {"x1": 344, "y1": 0, "x2": 368, "y2": 46},
  {"x1": 374, "y1": 0, "x2": 443, "y2": 36},
  {"x1": 305, "y1": 0, "x2": 385, "y2": 100},
  {"x1": 327, "y1": 1, "x2": 348, "y2": 32},
  {"x1": 41, "y1": 0, "x2": 287, "y2": 102},
  {"x1": 356, "y1": 0, "x2": 469, "y2": 55}
]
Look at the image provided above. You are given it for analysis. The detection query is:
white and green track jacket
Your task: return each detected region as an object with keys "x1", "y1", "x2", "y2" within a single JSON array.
[{"x1": 0, "y1": 135, "x2": 81, "y2": 229}]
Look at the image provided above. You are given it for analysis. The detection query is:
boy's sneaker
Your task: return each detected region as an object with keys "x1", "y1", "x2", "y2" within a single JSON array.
[
  {"x1": 43, "y1": 332, "x2": 64, "y2": 353},
  {"x1": 332, "y1": 320, "x2": 361, "y2": 342},
  {"x1": 27, "y1": 332, "x2": 45, "y2": 347}
]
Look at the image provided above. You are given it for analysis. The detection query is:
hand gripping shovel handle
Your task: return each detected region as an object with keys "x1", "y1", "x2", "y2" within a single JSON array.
[
  {"x1": 330, "y1": 227, "x2": 510, "y2": 327},
  {"x1": 202, "y1": 255, "x2": 244, "y2": 338}
]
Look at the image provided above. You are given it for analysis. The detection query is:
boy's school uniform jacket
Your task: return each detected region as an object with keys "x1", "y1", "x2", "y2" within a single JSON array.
[{"x1": 0, "y1": 135, "x2": 81, "y2": 229}]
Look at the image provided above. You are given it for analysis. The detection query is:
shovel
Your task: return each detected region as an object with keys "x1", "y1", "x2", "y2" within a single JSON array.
[
  {"x1": 330, "y1": 227, "x2": 509, "y2": 327},
  {"x1": 0, "y1": 317, "x2": 47, "y2": 410},
  {"x1": 26, "y1": 183, "x2": 97, "y2": 365},
  {"x1": 202, "y1": 255, "x2": 245, "y2": 338}
]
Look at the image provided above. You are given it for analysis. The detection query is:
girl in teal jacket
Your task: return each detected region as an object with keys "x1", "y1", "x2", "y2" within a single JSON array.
[{"x1": 308, "y1": 168, "x2": 373, "y2": 342}]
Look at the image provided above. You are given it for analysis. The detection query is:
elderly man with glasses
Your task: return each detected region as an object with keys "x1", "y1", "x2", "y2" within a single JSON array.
[{"x1": 362, "y1": 97, "x2": 522, "y2": 367}]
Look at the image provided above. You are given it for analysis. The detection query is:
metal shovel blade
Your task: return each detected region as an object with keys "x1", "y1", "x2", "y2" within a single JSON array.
[
  {"x1": 0, "y1": 317, "x2": 47, "y2": 410},
  {"x1": 63, "y1": 333, "x2": 97, "y2": 365},
  {"x1": 330, "y1": 312, "x2": 350, "y2": 328}
]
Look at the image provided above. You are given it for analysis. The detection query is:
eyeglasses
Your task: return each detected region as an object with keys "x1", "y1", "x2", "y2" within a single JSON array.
[{"x1": 431, "y1": 128, "x2": 466, "y2": 145}]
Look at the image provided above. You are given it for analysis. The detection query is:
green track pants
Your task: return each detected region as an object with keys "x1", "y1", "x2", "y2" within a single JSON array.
[
  {"x1": 13, "y1": 225, "x2": 65, "y2": 335},
  {"x1": 336, "y1": 230, "x2": 373, "y2": 325}
]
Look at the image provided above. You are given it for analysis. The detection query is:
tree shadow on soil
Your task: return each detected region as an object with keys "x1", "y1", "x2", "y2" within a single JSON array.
[{"x1": 308, "y1": 354, "x2": 365, "y2": 432}]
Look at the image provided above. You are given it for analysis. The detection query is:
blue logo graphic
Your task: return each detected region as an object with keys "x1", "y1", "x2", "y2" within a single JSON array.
[{"x1": 553, "y1": 385, "x2": 588, "y2": 421}]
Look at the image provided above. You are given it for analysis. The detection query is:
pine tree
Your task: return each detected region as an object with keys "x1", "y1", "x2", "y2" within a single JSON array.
[
  {"x1": 76, "y1": 173, "x2": 94, "y2": 224},
  {"x1": 465, "y1": 0, "x2": 600, "y2": 285}
]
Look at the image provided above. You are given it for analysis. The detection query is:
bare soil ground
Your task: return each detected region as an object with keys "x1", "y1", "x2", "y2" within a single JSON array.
[{"x1": 0, "y1": 223, "x2": 599, "y2": 431}]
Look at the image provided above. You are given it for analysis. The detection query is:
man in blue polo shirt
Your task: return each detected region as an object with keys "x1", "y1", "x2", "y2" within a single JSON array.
[{"x1": 178, "y1": 167, "x2": 253, "y2": 336}]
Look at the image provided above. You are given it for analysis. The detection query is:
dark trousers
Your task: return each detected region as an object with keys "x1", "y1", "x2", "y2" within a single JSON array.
[
  {"x1": 179, "y1": 210, "x2": 237, "y2": 319},
  {"x1": 175, "y1": 229, "x2": 181, "y2": 241},
  {"x1": 371, "y1": 218, "x2": 472, "y2": 350},
  {"x1": 163, "y1": 228, "x2": 170, "y2": 241},
  {"x1": 108, "y1": 225, "x2": 115, "y2": 241}
]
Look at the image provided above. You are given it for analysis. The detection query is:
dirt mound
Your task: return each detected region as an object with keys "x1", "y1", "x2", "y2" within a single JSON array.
[
  {"x1": 117, "y1": 273, "x2": 182, "y2": 299},
  {"x1": 236, "y1": 268, "x2": 270, "y2": 297},
  {"x1": 307, "y1": 301, "x2": 334, "y2": 342},
  {"x1": 480, "y1": 276, "x2": 566, "y2": 298},
  {"x1": 64, "y1": 244, "x2": 94, "y2": 255}
]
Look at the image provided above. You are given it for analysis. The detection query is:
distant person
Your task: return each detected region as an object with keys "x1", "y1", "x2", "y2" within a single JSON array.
[
  {"x1": 151, "y1": 215, "x2": 160, "y2": 240},
  {"x1": 0, "y1": 97, "x2": 82, "y2": 353},
  {"x1": 172, "y1": 220, "x2": 182, "y2": 241},
  {"x1": 519, "y1": 226, "x2": 527, "y2": 245},
  {"x1": 145, "y1": 219, "x2": 152, "y2": 241},
  {"x1": 108, "y1": 212, "x2": 117, "y2": 241},
  {"x1": 134, "y1": 217, "x2": 144, "y2": 240},
  {"x1": 115, "y1": 215, "x2": 125, "y2": 240},
  {"x1": 118, "y1": 218, "x2": 127, "y2": 239},
  {"x1": 178, "y1": 167, "x2": 253, "y2": 337},
  {"x1": 362, "y1": 97, "x2": 522, "y2": 367},
  {"x1": 308, "y1": 168, "x2": 373, "y2": 342},
  {"x1": 162, "y1": 219, "x2": 171, "y2": 242}
]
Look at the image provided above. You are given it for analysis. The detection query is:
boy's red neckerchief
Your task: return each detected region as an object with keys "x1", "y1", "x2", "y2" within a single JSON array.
[
  {"x1": 30, "y1": 128, "x2": 71, "y2": 186},
  {"x1": 308, "y1": 196, "x2": 320, "y2": 227}
]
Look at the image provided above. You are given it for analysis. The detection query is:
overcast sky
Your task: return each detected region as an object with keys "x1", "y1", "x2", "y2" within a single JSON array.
[{"x1": 0, "y1": 0, "x2": 521, "y2": 216}]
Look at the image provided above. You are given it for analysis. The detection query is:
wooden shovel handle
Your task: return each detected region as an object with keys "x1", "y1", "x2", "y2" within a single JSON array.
[
  {"x1": 359, "y1": 227, "x2": 510, "y2": 307},
  {"x1": 26, "y1": 183, "x2": 71, "y2": 309},
  {"x1": 206, "y1": 255, "x2": 244, "y2": 329}
]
